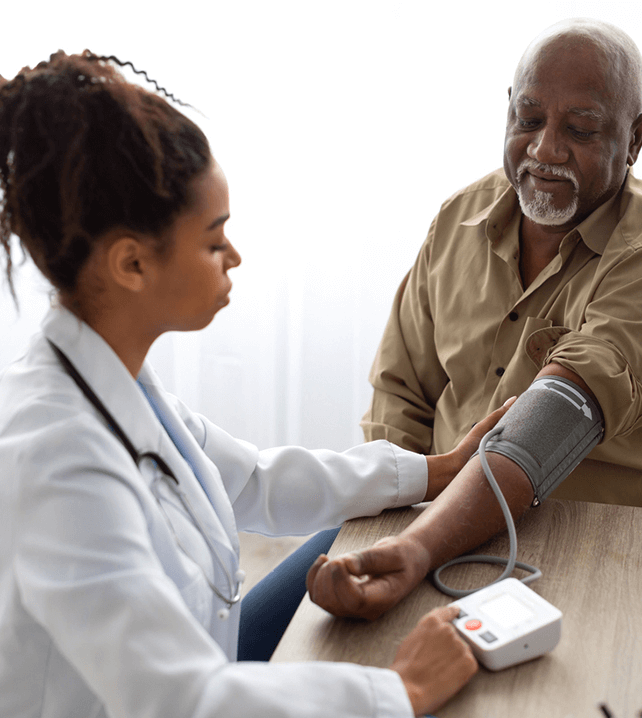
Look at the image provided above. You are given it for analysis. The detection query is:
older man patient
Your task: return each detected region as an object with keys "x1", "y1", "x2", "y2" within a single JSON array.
[{"x1": 307, "y1": 18, "x2": 642, "y2": 620}]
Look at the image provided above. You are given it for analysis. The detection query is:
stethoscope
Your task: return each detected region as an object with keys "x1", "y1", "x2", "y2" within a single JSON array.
[{"x1": 48, "y1": 340, "x2": 245, "y2": 620}]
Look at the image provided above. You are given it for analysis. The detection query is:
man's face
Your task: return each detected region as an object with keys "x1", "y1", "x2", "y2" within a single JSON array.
[{"x1": 503, "y1": 38, "x2": 638, "y2": 230}]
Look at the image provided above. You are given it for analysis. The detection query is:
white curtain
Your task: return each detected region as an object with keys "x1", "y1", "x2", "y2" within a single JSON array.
[{"x1": 2, "y1": 0, "x2": 641, "y2": 450}]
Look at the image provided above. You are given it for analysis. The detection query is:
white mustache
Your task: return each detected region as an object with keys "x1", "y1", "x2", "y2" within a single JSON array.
[{"x1": 517, "y1": 159, "x2": 579, "y2": 191}]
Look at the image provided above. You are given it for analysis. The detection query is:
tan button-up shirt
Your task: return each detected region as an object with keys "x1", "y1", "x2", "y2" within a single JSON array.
[{"x1": 362, "y1": 169, "x2": 642, "y2": 506}]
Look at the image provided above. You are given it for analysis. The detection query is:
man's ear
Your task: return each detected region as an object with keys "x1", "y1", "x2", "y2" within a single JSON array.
[
  {"x1": 507, "y1": 86, "x2": 512, "y2": 101},
  {"x1": 627, "y1": 113, "x2": 642, "y2": 167},
  {"x1": 106, "y1": 236, "x2": 150, "y2": 292}
]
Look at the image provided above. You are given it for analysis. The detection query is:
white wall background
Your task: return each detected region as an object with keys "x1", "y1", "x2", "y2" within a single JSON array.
[{"x1": 1, "y1": 1, "x2": 641, "y2": 450}]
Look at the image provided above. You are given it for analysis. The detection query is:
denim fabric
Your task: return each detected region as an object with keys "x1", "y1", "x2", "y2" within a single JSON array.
[{"x1": 237, "y1": 527, "x2": 340, "y2": 661}]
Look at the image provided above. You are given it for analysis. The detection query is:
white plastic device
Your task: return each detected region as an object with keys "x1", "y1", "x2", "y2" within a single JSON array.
[{"x1": 450, "y1": 577, "x2": 562, "y2": 671}]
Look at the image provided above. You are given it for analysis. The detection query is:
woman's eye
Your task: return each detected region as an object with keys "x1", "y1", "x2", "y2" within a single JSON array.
[{"x1": 210, "y1": 243, "x2": 228, "y2": 253}]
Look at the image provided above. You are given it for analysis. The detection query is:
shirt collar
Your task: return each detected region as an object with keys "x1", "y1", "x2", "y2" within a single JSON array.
[
  {"x1": 573, "y1": 190, "x2": 622, "y2": 255},
  {"x1": 460, "y1": 171, "x2": 629, "y2": 256},
  {"x1": 460, "y1": 182, "x2": 516, "y2": 241}
]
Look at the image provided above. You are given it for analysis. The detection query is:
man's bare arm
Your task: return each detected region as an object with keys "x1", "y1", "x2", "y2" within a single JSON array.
[{"x1": 307, "y1": 363, "x2": 594, "y2": 620}]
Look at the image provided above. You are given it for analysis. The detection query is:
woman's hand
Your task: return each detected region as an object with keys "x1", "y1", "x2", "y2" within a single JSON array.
[
  {"x1": 391, "y1": 605, "x2": 477, "y2": 716},
  {"x1": 426, "y1": 396, "x2": 516, "y2": 499},
  {"x1": 306, "y1": 534, "x2": 430, "y2": 620},
  {"x1": 450, "y1": 396, "x2": 516, "y2": 470}
]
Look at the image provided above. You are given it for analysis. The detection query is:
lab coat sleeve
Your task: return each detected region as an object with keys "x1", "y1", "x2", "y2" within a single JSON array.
[
  {"x1": 173, "y1": 397, "x2": 428, "y2": 535},
  {"x1": 231, "y1": 440, "x2": 428, "y2": 535},
  {"x1": 12, "y1": 411, "x2": 415, "y2": 718}
]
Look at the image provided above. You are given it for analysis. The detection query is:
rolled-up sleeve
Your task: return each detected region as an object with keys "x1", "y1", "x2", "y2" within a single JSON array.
[{"x1": 526, "y1": 243, "x2": 642, "y2": 442}]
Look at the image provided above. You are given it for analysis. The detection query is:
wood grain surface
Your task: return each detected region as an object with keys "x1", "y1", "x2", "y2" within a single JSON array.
[{"x1": 271, "y1": 500, "x2": 642, "y2": 717}]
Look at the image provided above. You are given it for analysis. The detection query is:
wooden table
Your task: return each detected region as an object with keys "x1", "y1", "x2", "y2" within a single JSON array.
[{"x1": 272, "y1": 500, "x2": 642, "y2": 716}]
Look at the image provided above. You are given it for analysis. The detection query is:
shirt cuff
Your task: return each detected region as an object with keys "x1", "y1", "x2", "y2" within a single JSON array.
[{"x1": 367, "y1": 667, "x2": 415, "y2": 718}]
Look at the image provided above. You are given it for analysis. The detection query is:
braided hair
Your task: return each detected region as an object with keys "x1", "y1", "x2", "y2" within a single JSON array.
[{"x1": 0, "y1": 50, "x2": 211, "y2": 298}]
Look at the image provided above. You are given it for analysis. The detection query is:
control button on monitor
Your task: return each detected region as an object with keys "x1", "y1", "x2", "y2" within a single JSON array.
[
  {"x1": 480, "y1": 631, "x2": 498, "y2": 644},
  {"x1": 465, "y1": 619, "x2": 482, "y2": 631}
]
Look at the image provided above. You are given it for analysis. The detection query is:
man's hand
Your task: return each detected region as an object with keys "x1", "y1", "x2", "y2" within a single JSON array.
[
  {"x1": 306, "y1": 534, "x2": 430, "y2": 620},
  {"x1": 391, "y1": 605, "x2": 477, "y2": 716}
]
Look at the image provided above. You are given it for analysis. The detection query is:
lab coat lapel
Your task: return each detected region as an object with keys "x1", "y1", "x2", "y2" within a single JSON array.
[
  {"x1": 138, "y1": 363, "x2": 240, "y2": 558},
  {"x1": 42, "y1": 306, "x2": 164, "y2": 457},
  {"x1": 153, "y1": 426, "x2": 240, "y2": 567},
  {"x1": 41, "y1": 306, "x2": 239, "y2": 566}
]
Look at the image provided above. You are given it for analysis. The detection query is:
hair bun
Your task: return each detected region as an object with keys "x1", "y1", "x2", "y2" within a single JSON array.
[{"x1": 0, "y1": 50, "x2": 210, "y2": 302}]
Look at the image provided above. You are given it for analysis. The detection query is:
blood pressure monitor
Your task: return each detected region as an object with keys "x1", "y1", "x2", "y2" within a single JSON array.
[{"x1": 451, "y1": 578, "x2": 562, "y2": 671}]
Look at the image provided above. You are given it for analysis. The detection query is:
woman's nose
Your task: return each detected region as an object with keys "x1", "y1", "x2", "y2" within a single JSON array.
[{"x1": 225, "y1": 241, "x2": 241, "y2": 269}]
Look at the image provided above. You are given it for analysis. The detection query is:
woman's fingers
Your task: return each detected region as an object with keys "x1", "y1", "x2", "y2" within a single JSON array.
[
  {"x1": 428, "y1": 604, "x2": 461, "y2": 623},
  {"x1": 391, "y1": 605, "x2": 478, "y2": 715},
  {"x1": 451, "y1": 396, "x2": 518, "y2": 469},
  {"x1": 471, "y1": 396, "x2": 517, "y2": 436}
]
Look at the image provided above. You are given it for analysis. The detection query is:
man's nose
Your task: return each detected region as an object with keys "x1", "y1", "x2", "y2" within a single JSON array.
[{"x1": 526, "y1": 124, "x2": 570, "y2": 165}]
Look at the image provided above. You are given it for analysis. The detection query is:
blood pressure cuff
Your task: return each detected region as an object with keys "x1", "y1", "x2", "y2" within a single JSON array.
[{"x1": 480, "y1": 376, "x2": 604, "y2": 505}]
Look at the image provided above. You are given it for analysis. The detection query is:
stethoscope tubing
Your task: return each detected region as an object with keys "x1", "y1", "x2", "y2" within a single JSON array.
[{"x1": 47, "y1": 340, "x2": 243, "y2": 613}]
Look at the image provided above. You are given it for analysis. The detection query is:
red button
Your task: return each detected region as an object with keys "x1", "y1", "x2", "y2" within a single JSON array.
[{"x1": 465, "y1": 619, "x2": 482, "y2": 631}]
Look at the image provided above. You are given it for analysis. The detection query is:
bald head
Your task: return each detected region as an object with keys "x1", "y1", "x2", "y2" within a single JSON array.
[{"x1": 513, "y1": 19, "x2": 642, "y2": 120}]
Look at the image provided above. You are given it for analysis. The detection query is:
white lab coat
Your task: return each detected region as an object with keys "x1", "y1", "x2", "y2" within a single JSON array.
[{"x1": 0, "y1": 306, "x2": 428, "y2": 718}]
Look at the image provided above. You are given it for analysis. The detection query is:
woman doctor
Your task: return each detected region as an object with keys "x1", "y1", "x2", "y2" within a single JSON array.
[{"x1": 0, "y1": 52, "x2": 508, "y2": 718}]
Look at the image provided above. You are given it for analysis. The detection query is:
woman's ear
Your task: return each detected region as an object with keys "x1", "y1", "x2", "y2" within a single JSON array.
[{"x1": 106, "y1": 236, "x2": 151, "y2": 292}]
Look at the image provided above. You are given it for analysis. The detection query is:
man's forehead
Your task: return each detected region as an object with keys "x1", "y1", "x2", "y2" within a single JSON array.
[
  {"x1": 513, "y1": 19, "x2": 642, "y2": 119},
  {"x1": 513, "y1": 37, "x2": 618, "y2": 106},
  {"x1": 522, "y1": 36, "x2": 606, "y2": 75}
]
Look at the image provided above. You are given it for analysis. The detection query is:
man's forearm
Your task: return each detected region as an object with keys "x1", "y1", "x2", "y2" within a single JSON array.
[
  {"x1": 401, "y1": 362, "x2": 597, "y2": 573},
  {"x1": 400, "y1": 453, "x2": 534, "y2": 572},
  {"x1": 305, "y1": 432, "x2": 535, "y2": 621}
]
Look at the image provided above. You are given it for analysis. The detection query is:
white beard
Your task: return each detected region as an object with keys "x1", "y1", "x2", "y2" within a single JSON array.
[
  {"x1": 518, "y1": 187, "x2": 579, "y2": 226},
  {"x1": 515, "y1": 159, "x2": 580, "y2": 226}
]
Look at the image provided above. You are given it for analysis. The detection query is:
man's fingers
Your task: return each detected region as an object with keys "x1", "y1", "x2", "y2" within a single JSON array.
[
  {"x1": 309, "y1": 555, "x2": 369, "y2": 615},
  {"x1": 342, "y1": 543, "x2": 404, "y2": 578},
  {"x1": 306, "y1": 553, "x2": 329, "y2": 593}
]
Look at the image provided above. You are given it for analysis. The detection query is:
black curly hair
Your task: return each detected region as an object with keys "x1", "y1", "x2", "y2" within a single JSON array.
[{"x1": 0, "y1": 50, "x2": 211, "y2": 299}]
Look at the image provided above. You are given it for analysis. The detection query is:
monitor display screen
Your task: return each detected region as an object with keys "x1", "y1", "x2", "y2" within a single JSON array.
[{"x1": 479, "y1": 592, "x2": 534, "y2": 628}]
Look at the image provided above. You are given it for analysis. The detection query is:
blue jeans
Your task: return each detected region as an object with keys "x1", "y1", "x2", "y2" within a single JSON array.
[{"x1": 237, "y1": 527, "x2": 340, "y2": 661}]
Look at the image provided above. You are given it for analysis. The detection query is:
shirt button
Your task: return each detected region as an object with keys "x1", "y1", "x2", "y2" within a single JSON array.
[
  {"x1": 509, "y1": 311, "x2": 519, "y2": 321},
  {"x1": 496, "y1": 367, "x2": 505, "y2": 377}
]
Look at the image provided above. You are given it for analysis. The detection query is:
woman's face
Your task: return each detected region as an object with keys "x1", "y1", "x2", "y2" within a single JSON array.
[{"x1": 147, "y1": 160, "x2": 241, "y2": 333}]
